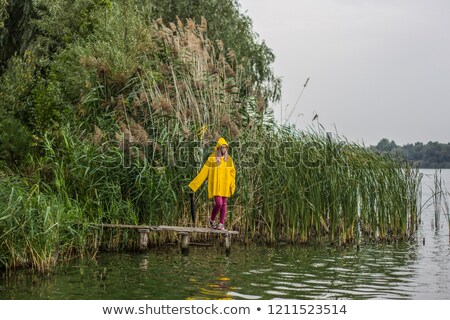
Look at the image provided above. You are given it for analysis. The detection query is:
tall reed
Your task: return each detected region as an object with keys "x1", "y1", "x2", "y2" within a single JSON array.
[
  {"x1": 431, "y1": 169, "x2": 450, "y2": 238},
  {"x1": 231, "y1": 124, "x2": 420, "y2": 244}
]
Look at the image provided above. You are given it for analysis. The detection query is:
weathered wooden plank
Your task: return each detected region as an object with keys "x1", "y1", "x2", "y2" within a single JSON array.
[
  {"x1": 89, "y1": 223, "x2": 239, "y2": 235},
  {"x1": 89, "y1": 223, "x2": 158, "y2": 230},
  {"x1": 89, "y1": 223, "x2": 237, "y2": 253},
  {"x1": 156, "y1": 225, "x2": 239, "y2": 234}
]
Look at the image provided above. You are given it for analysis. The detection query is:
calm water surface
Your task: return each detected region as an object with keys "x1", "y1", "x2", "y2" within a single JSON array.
[{"x1": 1, "y1": 169, "x2": 449, "y2": 300}]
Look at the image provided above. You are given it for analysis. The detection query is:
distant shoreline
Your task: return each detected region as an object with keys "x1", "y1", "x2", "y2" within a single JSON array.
[{"x1": 371, "y1": 139, "x2": 450, "y2": 169}]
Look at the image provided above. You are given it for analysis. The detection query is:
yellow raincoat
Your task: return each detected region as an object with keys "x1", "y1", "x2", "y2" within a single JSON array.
[{"x1": 189, "y1": 137, "x2": 236, "y2": 198}]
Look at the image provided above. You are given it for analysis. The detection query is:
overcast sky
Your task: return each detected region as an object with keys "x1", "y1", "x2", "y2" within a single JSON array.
[{"x1": 237, "y1": 0, "x2": 450, "y2": 145}]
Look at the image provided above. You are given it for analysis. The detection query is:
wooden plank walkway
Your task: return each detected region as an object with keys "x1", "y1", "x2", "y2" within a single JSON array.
[
  {"x1": 156, "y1": 225, "x2": 239, "y2": 234},
  {"x1": 90, "y1": 223, "x2": 238, "y2": 252}
]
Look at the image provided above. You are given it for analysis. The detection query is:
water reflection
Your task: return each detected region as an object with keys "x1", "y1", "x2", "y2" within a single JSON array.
[
  {"x1": 233, "y1": 244, "x2": 419, "y2": 299},
  {"x1": 188, "y1": 275, "x2": 234, "y2": 300},
  {"x1": 0, "y1": 240, "x2": 449, "y2": 299}
]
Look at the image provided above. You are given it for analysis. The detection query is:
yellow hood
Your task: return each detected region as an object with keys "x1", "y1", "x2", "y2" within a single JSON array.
[{"x1": 215, "y1": 137, "x2": 229, "y2": 150}]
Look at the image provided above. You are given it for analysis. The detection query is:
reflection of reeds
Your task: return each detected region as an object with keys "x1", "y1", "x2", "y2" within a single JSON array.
[
  {"x1": 433, "y1": 170, "x2": 450, "y2": 239},
  {"x1": 444, "y1": 191, "x2": 450, "y2": 241},
  {"x1": 424, "y1": 169, "x2": 450, "y2": 243},
  {"x1": 433, "y1": 170, "x2": 442, "y2": 230}
]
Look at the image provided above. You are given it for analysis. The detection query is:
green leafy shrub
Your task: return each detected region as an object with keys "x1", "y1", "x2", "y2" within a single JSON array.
[{"x1": 0, "y1": 117, "x2": 32, "y2": 166}]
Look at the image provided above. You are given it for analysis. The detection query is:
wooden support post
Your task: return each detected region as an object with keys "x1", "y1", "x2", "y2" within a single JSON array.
[
  {"x1": 224, "y1": 233, "x2": 231, "y2": 252},
  {"x1": 138, "y1": 228, "x2": 149, "y2": 251},
  {"x1": 180, "y1": 232, "x2": 190, "y2": 254}
]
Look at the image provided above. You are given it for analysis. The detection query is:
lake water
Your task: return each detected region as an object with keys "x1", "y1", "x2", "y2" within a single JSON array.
[{"x1": 1, "y1": 169, "x2": 449, "y2": 300}]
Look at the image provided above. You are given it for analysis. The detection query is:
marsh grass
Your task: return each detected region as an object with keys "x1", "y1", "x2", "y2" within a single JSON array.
[
  {"x1": 230, "y1": 127, "x2": 421, "y2": 245},
  {"x1": 431, "y1": 170, "x2": 450, "y2": 238},
  {"x1": 0, "y1": 176, "x2": 85, "y2": 272},
  {"x1": 1, "y1": 122, "x2": 421, "y2": 271},
  {"x1": 0, "y1": 3, "x2": 422, "y2": 271}
]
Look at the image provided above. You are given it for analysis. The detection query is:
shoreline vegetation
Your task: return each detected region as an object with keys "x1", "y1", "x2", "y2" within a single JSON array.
[
  {"x1": 371, "y1": 139, "x2": 450, "y2": 169},
  {"x1": 1, "y1": 0, "x2": 421, "y2": 272}
]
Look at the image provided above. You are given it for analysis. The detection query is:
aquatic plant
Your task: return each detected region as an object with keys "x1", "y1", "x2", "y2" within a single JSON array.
[
  {"x1": 0, "y1": 1, "x2": 422, "y2": 271},
  {"x1": 431, "y1": 170, "x2": 450, "y2": 239},
  {"x1": 229, "y1": 123, "x2": 421, "y2": 245}
]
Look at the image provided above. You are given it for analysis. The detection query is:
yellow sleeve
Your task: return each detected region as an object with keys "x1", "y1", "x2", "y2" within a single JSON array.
[
  {"x1": 230, "y1": 157, "x2": 236, "y2": 195},
  {"x1": 188, "y1": 161, "x2": 210, "y2": 192}
]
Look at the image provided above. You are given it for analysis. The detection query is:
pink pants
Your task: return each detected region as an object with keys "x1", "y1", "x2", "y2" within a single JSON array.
[{"x1": 211, "y1": 196, "x2": 228, "y2": 224}]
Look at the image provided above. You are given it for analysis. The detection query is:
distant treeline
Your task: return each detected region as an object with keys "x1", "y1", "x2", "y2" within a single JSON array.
[{"x1": 371, "y1": 139, "x2": 450, "y2": 169}]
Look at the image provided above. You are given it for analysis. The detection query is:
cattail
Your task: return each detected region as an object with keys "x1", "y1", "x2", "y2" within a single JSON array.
[
  {"x1": 130, "y1": 122, "x2": 148, "y2": 146},
  {"x1": 114, "y1": 72, "x2": 128, "y2": 87},
  {"x1": 227, "y1": 49, "x2": 236, "y2": 61},
  {"x1": 132, "y1": 97, "x2": 141, "y2": 108},
  {"x1": 220, "y1": 114, "x2": 232, "y2": 127},
  {"x1": 186, "y1": 18, "x2": 196, "y2": 31},
  {"x1": 137, "y1": 149, "x2": 146, "y2": 162},
  {"x1": 149, "y1": 140, "x2": 161, "y2": 152},
  {"x1": 77, "y1": 104, "x2": 87, "y2": 117},
  {"x1": 92, "y1": 126, "x2": 103, "y2": 146},
  {"x1": 156, "y1": 97, "x2": 173, "y2": 112},
  {"x1": 212, "y1": 131, "x2": 221, "y2": 142},
  {"x1": 225, "y1": 84, "x2": 238, "y2": 94},
  {"x1": 225, "y1": 64, "x2": 236, "y2": 78},
  {"x1": 157, "y1": 29, "x2": 166, "y2": 39},
  {"x1": 182, "y1": 125, "x2": 190, "y2": 137},
  {"x1": 178, "y1": 81, "x2": 187, "y2": 93},
  {"x1": 216, "y1": 39, "x2": 224, "y2": 52},
  {"x1": 256, "y1": 94, "x2": 266, "y2": 113},
  {"x1": 134, "y1": 66, "x2": 143, "y2": 76},
  {"x1": 96, "y1": 61, "x2": 110, "y2": 77},
  {"x1": 115, "y1": 130, "x2": 128, "y2": 148},
  {"x1": 230, "y1": 123, "x2": 240, "y2": 138},
  {"x1": 176, "y1": 16, "x2": 184, "y2": 29},
  {"x1": 80, "y1": 55, "x2": 98, "y2": 68},
  {"x1": 139, "y1": 92, "x2": 148, "y2": 104},
  {"x1": 159, "y1": 63, "x2": 170, "y2": 77},
  {"x1": 116, "y1": 94, "x2": 125, "y2": 109},
  {"x1": 199, "y1": 16, "x2": 208, "y2": 32},
  {"x1": 207, "y1": 63, "x2": 218, "y2": 75},
  {"x1": 193, "y1": 80, "x2": 205, "y2": 90}
]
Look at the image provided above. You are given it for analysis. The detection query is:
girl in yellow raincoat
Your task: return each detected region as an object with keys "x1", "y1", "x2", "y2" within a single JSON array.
[{"x1": 188, "y1": 137, "x2": 236, "y2": 230}]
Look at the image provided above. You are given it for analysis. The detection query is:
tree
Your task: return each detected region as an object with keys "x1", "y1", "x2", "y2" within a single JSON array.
[
  {"x1": 0, "y1": 0, "x2": 36, "y2": 73},
  {"x1": 376, "y1": 138, "x2": 397, "y2": 153},
  {"x1": 373, "y1": 139, "x2": 450, "y2": 168}
]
